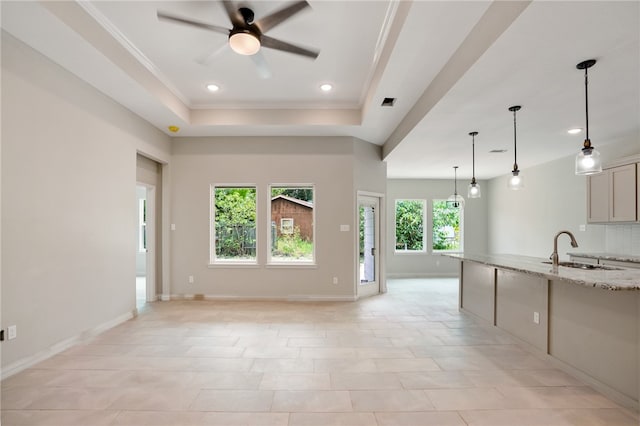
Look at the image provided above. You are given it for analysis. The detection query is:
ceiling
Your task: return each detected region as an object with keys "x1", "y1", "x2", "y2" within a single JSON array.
[{"x1": 2, "y1": 1, "x2": 638, "y2": 180}]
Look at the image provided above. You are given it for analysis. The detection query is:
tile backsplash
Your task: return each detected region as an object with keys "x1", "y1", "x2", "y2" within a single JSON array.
[{"x1": 605, "y1": 224, "x2": 640, "y2": 255}]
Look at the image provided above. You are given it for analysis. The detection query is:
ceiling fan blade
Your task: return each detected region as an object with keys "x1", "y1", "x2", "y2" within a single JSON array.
[
  {"x1": 260, "y1": 35, "x2": 319, "y2": 59},
  {"x1": 196, "y1": 42, "x2": 229, "y2": 66},
  {"x1": 220, "y1": 1, "x2": 243, "y2": 27},
  {"x1": 250, "y1": 51, "x2": 272, "y2": 79},
  {"x1": 157, "y1": 11, "x2": 229, "y2": 35},
  {"x1": 255, "y1": 1, "x2": 310, "y2": 33}
]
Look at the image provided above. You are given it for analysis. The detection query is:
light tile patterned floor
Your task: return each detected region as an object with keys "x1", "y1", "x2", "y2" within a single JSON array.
[{"x1": 2, "y1": 278, "x2": 638, "y2": 425}]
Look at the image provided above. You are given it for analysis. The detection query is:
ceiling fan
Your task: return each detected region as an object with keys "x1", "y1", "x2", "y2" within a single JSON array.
[{"x1": 157, "y1": 1, "x2": 319, "y2": 77}]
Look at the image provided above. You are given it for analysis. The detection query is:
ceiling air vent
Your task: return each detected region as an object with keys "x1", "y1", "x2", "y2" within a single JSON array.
[{"x1": 381, "y1": 97, "x2": 396, "y2": 107}]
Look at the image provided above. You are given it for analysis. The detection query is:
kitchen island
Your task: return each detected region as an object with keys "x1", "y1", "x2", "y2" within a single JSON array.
[{"x1": 447, "y1": 253, "x2": 640, "y2": 411}]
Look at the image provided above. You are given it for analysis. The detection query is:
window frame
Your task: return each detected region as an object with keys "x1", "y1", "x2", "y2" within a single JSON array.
[
  {"x1": 210, "y1": 184, "x2": 258, "y2": 266},
  {"x1": 394, "y1": 199, "x2": 427, "y2": 254},
  {"x1": 280, "y1": 218, "x2": 294, "y2": 235},
  {"x1": 431, "y1": 198, "x2": 464, "y2": 253},
  {"x1": 268, "y1": 184, "x2": 316, "y2": 266}
]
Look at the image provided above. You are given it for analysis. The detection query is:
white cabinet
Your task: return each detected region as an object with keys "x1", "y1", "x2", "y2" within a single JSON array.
[
  {"x1": 609, "y1": 164, "x2": 637, "y2": 222},
  {"x1": 587, "y1": 162, "x2": 638, "y2": 223},
  {"x1": 587, "y1": 171, "x2": 610, "y2": 223}
]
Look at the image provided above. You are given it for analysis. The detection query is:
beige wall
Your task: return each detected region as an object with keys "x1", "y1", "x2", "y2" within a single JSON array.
[
  {"x1": 386, "y1": 179, "x2": 489, "y2": 277},
  {"x1": 169, "y1": 136, "x2": 383, "y2": 300},
  {"x1": 487, "y1": 138, "x2": 640, "y2": 260},
  {"x1": 1, "y1": 33, "x2": 171, "y2": 372}
]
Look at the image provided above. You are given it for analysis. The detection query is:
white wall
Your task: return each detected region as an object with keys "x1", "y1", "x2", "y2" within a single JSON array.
[
  {"x1": 1, "y1": 33, "x2": 171, "y2": 372},
  {"x1": 386, "y1": 179, "x2": 489, "y2": 277},
  {"x1": 169, "y1": 136, "x2": 383, "y2": 300},
  {"x1": 488, "y1": 138, "x2": 640, "y2": 260}
]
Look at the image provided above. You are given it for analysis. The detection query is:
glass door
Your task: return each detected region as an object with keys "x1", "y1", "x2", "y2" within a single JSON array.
[{"x1": 358, "y1": 195, "x2": 380, "y2": 298}]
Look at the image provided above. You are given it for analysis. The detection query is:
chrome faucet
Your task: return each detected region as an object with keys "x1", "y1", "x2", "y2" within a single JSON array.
[{"x1": 550, "y1": 230, "x2": 579, "y2": 266}]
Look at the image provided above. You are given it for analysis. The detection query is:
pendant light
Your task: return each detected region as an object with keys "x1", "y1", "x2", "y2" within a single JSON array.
[
  {"x1": 447, "y1": 166, "x2": 465, "y2": 208},
  {"x1": 507, "y1": 105, "x2": 524, "y2": 190},
  {"x1": 575, "y1": 59, "x2": 602, "y2": 175},
  {"x1": 467, "y1": 131, "x2": 481, "y2": 198}
]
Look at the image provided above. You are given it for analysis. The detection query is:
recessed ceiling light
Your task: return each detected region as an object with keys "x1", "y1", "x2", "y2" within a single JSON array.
[
  {"x1": 320, "y1": 83, "x2": 333, "y2": 92},
  {"x1": 206, "y1": 84, "x2": 220, "y2": 92},
  {"x1": 567, "y1": 127, "x2": 583, "y2": 134}
]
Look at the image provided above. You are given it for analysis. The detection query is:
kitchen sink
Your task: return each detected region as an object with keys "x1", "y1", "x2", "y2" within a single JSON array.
[{"x1": 541, "y1": 261, "x2": 622, "y2": 270}]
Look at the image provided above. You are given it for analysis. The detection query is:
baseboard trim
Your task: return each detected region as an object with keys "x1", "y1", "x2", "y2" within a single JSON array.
[
  {"x1": 160, "y1": 294, "x2": 170, "y2": 301},
  {"x1": 169, "y1": 294, "x2": 357, "y2": 302},
  {"x1": 1, "y1": 310, "x2": 134, "y2": 380},
  {"x1": 387, "y1": 273, "x2": 458, "y2": 279}
]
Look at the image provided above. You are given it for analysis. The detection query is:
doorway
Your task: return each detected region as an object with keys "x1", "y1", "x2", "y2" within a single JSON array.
[
  {"x1": 136, "y1": 184, "x2": 156, "y2": 307},
  {"x1": 358, "y1": 195, "x2": 380, "y2": 298}
]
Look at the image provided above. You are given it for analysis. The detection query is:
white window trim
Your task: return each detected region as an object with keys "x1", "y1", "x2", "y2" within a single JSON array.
[
  {"x1": 394, "y1": 199, "x2": 427, "y2": 254},
  {"x1": 210, "y1": 184, "x2": 258, "y2": 265},
  {"x1": 268, "y1": 184, "x2": 316, "y2": 265}
]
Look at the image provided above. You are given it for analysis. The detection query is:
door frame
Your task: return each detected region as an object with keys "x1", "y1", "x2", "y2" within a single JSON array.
[{"x1": 356, "y1": 191, "x2": 385, "y2": 299}]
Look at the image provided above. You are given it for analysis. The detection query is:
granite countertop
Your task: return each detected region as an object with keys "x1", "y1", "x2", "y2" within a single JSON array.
[
  {"x1": 568, "y1": 252, "x2": 640, "y2": 264},
  {"x1": 446, "y1": 253, "x2": 640, "y2": 291}
]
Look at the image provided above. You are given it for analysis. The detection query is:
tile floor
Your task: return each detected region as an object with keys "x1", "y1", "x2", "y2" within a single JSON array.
[{"x1": 2, "y1": 278, "x2": 638, "y2": 426}]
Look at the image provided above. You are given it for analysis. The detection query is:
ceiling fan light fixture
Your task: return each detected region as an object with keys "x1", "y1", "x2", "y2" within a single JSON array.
[
  {"x1": 229, "y1": 30, "x2": 260, "y2": 56},
  {"x1": 575, "y1": 59, "x2": 602, "y2": 175}
]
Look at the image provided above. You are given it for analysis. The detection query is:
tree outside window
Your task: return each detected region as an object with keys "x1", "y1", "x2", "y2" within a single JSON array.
[
  {"x1": 395, "y1": 199, "x2": 425, "y2": 252},
  {"x1": 432, "y1": 199, "x2": 462, "y2": 251},
  {"x1": 212, "y1": 186, "x2": 257, "y2": 262}
]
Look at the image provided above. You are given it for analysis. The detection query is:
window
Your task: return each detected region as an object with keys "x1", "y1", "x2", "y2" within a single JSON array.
[
  {"x1": 394, "y1": 199, "x2": 426, "y2": 252},
  {"x1": 138, "y1": 198, "x2": 147, "y2": 252},
  {"x1": 211, "y1": 186, "x2": 257, "y2": 263},
  {"x1": 270, "y1": 186, "x2": 314, "y2": 263},
  {"x1": 280, "y1": 218, "x2": 294, "y2": 234},
  {"x1": 432, "y1": 199, "x2": 463, "y2": 252}
]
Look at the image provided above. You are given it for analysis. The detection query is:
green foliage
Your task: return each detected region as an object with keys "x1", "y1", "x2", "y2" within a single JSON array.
[
  {"x1": 271, "y1": 187, "x2": 313, "y2": 202},
  {"x1": 395, "y1": 200, "x2": 424, "y2": 250},
  {"x1": 432, "y1": 200, "x2": 461, "y2": 251},
  {"x1": 272, "y1": 226, "x2": 313, "y2": 260},
  {"x1": 214, "y1": 188, "x2": 256, "y2": 258}
]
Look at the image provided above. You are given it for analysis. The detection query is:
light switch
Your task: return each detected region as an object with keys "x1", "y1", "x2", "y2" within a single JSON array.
[
  {"x1": 340, "y1": 225, "x2": 350, "y2": 232},
  {"x1": 171, "y1": 224, "x2": 176, "y2": 231}
]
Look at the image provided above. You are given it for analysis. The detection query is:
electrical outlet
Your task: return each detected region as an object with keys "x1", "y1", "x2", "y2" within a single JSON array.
[
  {"x1": 579, "y1": 224, "x2": 586, "y2": 232},
  {"x1": 188, "y1": 275, "x2": 194, "y2": 284},
  {"x1": 8, "y1": 325, "x2": 17, "y2": 340},
  {"x1": 533, "y1": 312, "x2": 540, "y2": 324},
  {"x1": 332, "y1": 277, "x2": 338, "y2": 285}
]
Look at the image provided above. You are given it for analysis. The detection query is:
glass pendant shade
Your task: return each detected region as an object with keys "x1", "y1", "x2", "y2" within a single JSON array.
[
  {"x1": 575, "y1": 59, "x2": 602, "y2": 175},
  {"x1": 447, "y1": 193, "x2": 465, "y2": 208},
  {"x1": 468, "y1": 181, "x2": 481, "y2": 198},
  {"x1": 507, "y1": 170, "x2": 524, "y2": 190},
  {"x1": 447, "y1": 166, "x2": 465, "y2": 208},
  {"x1": 575, "y1": 145, "x2": 602, "y2": 175}
]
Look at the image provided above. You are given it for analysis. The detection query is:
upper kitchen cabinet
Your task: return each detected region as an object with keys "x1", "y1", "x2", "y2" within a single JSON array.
[{"x1": 587, "y1": 155, "x2": 639, "y2": 223}]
